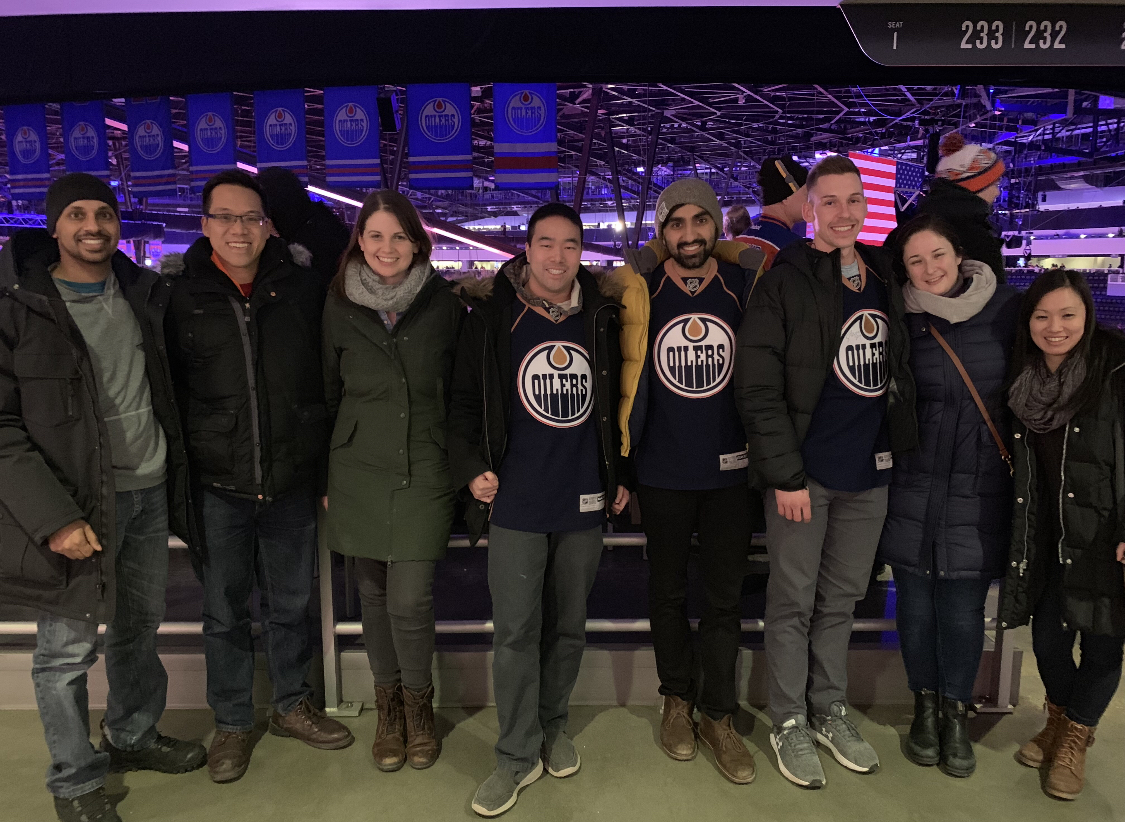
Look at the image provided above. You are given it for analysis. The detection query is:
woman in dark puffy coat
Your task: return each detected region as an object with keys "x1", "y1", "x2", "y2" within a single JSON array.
[
  {"x1": 999, "y1": 269, "x2": 1125, "y2": 802},
  {"x1": 878, "y1": 215, "x2": 1019, "y2": 777}
]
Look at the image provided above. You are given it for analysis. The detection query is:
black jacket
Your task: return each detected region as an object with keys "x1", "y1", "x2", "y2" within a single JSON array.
[
  {"x1": 163, "y1": 236, "x2": 329, "y2": 536},
  {"x1": 285, "y1": 203, "x2": 351, "y2": 288},
  {"x1": 999, "y1": 330, "x2": 1125, "y2": 637},
  {"x1": 878, "y1": 283, "x2": 1020, "y2": 580},
  {"x1": 733, "y1": 241, "x2": 918, "y2": 492},
  {"x1": 889, "y1": 179, "x2": 1006, "y2": 284},
  {"x1": 0, "y1": 229, "x2": 190, "y2": 623},
  {"x1": 447, "y1": 256, "x2": 628, "y2": 545}
]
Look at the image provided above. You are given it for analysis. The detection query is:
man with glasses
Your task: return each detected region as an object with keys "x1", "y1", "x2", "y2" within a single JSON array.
[{"x1": 164, "y1": 170, "x2": 352, "y2": 784}]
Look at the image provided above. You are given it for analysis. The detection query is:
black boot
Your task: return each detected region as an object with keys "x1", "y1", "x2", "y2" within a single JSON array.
[
  {"x1": 905, "y1": 690, "x2": 940, "y2": 766},
  {"x1": 939, "y1": 697, "x2": 976, "y2": 777}
]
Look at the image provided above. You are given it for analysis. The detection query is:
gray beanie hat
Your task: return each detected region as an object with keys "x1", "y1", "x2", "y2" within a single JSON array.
[{"x1": 654, "y1": 178, "x2": 723, "y2": 239}]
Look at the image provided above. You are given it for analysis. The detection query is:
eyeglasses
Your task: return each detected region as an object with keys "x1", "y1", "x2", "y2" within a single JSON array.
[{"x1": 204, "y1": 212, "x2": 268, "y2": 227}]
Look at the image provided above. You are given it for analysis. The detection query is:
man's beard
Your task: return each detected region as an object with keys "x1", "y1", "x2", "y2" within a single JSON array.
[{"x1": 669, "y1": 233, "x2": 717, "y2": 270}]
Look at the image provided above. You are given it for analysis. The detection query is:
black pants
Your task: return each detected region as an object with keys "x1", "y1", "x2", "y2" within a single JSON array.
[
  {"x1": 639, "y1": 483, "x2": 751, "y2": 719},
  {"x1": 1032, "y1": 561, "x2": 1125, "y2": 727}
]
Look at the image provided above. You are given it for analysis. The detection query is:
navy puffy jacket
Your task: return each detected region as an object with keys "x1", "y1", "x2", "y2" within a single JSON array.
[{"x1": 878, "y1": 283, "x2": 1020, "y2": 580}]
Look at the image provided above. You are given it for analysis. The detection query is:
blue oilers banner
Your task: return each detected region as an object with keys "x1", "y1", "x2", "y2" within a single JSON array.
[
  {"x1": 3, "y1": 104, "x2": 51, "y2": 199},
  {"x1": 407, "y1": 83, "x2": 472, "y2": 190},
  {"x1": 324, "y1": 86, "x2": 382, "y2": 188},
  {"x1": 254, "y1": 89, "x2": 307, "y2": 181},
  {"x1": 492, "y1": 83, "x2": 557, "y2": 190},
  {"x1": 125, "y1": 98, "x2": 177, "y2": 196},
  {"x1": 61, "y1": 102, "x2": 110, "y2": 180},
  {"x1": 187, "y1": 93, "x2": 236, "y2": 192}
]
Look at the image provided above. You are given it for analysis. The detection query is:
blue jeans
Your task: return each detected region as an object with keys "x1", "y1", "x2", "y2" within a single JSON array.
[
  {"x1": 32, "y1": 483, "x2": 170, "y2": 799},
  {"x1": 892, "y1": 569, "x2": 992, "y2": 703},
  {"x1": 200, "y1": 488, "x2": 316, "y2": 731}
]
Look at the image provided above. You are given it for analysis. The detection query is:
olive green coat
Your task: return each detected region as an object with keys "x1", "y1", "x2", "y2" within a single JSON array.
[{"x1": 323, "y1": 272, "x2": 463, "y2": 561}]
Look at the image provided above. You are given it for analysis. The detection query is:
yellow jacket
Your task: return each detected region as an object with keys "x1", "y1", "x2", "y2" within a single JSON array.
[{"x1": 613, "y1": 239, "x2": 766, "y2": 457}]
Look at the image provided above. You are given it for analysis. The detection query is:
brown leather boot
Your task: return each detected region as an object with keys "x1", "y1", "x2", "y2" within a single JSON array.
[
  {"x1": 1016, "y1": 699, "x2": 1066, "y2": 767},
  {"x1": 698, "y1": 713, "x2": 756, "y2": 785},
  {"x1": 207, "y1": 730, "x2": 252, "y2": 784},
  {"x1": 659, "y1": 695, "x2": 697, "y2": 761},
  {"x1": 1045, "y1": 718, "x2": 1095, "y2": 800},
  {"x1": 402, "y1": 683, "x2": 441, "y2": 769},
  {"x1": 371, "y1": 684, "x2": 406, "y2": 771},
  {"x1": 269, "y1": 697, "x2": 355, "y2": 750}
]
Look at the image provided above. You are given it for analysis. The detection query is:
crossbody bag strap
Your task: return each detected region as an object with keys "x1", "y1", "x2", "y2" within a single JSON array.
[{"x1": 929, "y1": 324, "x2": 1014, "y2": 477}]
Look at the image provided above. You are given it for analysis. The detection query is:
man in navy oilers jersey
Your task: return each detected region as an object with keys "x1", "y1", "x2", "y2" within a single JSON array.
[
  {"x1": 735, "y1": 156, "x2": 917, "y2": 789},
  {"x1": 448, "y1": 203, "x2": 629, "y2": 817},
  {"x1": 616, "y1": 179, "x2": 763, "y2": 785},
  {"x1": 734, "y1": 157, "x2": 809, "y2": 271}
]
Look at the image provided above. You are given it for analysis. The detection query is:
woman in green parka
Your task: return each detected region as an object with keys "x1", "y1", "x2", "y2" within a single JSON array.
[{"x1": 322, "y1": 190, "x2": 464, "y2": 773}]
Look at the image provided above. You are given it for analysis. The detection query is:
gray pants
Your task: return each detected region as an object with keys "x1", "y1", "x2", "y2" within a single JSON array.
[
  {"x1": 488, "y1": 524, "x2": 603, "y2": 771},
  {"x1": 763, "y1": 479, "x2": 887, "y2": 726},
  {"x1": 354, "y1": 558, "x2": 437, "y2": 691}
]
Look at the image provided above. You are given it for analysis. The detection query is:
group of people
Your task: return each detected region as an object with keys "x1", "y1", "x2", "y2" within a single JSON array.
[{"x1": 0, "y1": 128, "x2": 1121, "y2": 822}]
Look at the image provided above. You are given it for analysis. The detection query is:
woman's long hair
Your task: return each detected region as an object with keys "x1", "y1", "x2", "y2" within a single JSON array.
[
  {"x1": 1009, "y1": 269, "x2": 1109, "y2": 412},
  {"x1": 331, "y1": 190, "x2": 433, "y2": 298}
]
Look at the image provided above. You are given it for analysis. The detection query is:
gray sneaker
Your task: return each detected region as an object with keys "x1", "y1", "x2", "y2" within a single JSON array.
[
  {"x1": 770, "y1": 716, "x2": 825, "y2": 788},
  {"x1": 810, "y1": 702, "x2": 880, "y2": 773},
  {"x1": 543, "y1": 733, "x2": 581, "y2": 778},
  {"x1": 471, "y1": 760, "x2": 544, "y2": 817}
]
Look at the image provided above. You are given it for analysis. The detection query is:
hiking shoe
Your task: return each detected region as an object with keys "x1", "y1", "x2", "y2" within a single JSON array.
[
  {"x1": 99, "y1": 724, "x2": 207, "y2": 774},
  {"x1": 811, "y1": 702, "x2": 880, "y2": 773},
  {"x1": 698, "y1": 713, "x2": 756, "y2": 784},
  {"x1": 207, "y1": 730, "x2": 252, "y2": 784},
  {"x1": 770, "y1": 715, "x2": 825, "y2": 788},
  {"x1": 543, "y1": 733, "x2": 581, "y2": 778},
  {"x1": 659, "y1": 694, "x2": 697, "y2": 761},
  {"x1": 269, "y1": 697, "x2": 355, "y2": 750},
  {"x1": 471, "y1": 761, "x2": 544, "y2": 817},
  {"x1": 53, "y1": 787, "x2": 121, "y2": 822}
]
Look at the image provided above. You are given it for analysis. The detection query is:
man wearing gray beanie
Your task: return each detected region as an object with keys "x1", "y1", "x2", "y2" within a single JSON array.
[
  {"x1": 733, "y1": 157, "x2": 809, "y2": 270},
  {"x1": 618, "y1": 177, "x2": 759, "y2": 784},
  {"x1": 0, "y1": 172, "x2": 205, "y2": 822}
]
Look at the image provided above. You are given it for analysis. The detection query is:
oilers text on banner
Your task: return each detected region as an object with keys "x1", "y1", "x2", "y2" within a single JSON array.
[
  {"x1": 187, "y1": 93, "x2": 237, "y2": 193},
  {"x1": 125, "y1": 98, "x2": 178, "y2": 197},
  {"x1": 254, "y1": 89, "x2": 308, "y2": 182},
  {"x1": 323, "y1": 86, "x2": 383, "y2": 188},
  {"x1": 2, "y1": 104, "x2": 51, "y2": 199},
  {"x1": 60, "y1": 101, "x2": 110, "y2": 181},
  {"x1": 492, "y1": 83, "x2": 558, "y2": 190},
  {"x1": 407, "y1": 83, "x2": 473, "y2": 190}
]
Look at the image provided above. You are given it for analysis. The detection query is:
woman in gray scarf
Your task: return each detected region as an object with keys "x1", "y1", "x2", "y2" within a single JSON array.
[
  {"x1": 322, "y1": 191, "x2": 464, "y2": 773},
  {"x1": 999, "y1": 269, "x2": 1125, "y2": 801},
  {"x1": 878, "y1": 215, "x2": 1021, "y2": 778}
]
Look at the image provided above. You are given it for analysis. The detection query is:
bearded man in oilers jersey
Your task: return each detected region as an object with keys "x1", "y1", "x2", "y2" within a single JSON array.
[
  {"x1": 448, "y1": 203, "x2": 629, "y2": 817},
  {"x1": 615, "y1": 179, "x2": 765, "y2": 785}
]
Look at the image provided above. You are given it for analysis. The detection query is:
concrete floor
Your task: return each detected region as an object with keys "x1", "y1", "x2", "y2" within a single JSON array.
[{"x1": 4, "y1": 626, "x2": 1120, "y2": 822}]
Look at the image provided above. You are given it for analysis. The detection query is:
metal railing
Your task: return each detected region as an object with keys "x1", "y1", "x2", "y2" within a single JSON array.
[{"x1": 0, "y1": 526, "x2": 1018, "y2": 716}]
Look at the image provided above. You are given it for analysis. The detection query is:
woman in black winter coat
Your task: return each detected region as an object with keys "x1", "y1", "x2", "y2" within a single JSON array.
[
  {"x1": 1000, "y1": 269, "x2": 1125, "y2": 801},
  {"x1": 878, "y1": 215, "x2": 1019, "y2": 778}
]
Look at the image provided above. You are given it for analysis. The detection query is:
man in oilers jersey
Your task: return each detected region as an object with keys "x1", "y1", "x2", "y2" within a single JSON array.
[
  {"x1": 448, "y1": 203, "x2": 629, "y2": 817},
  {"x1": 615, "y1": 179, "x2": 764, "y2": 785},
  {"x1": 734, "y1": 155, "x2": 917, "y2": 789}
]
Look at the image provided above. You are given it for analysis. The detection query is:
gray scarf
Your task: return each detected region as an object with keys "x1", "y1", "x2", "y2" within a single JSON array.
[
  {"x1": 344, "y1": 258, "x2": 433, "y2": 313},
  {"x1": 902, "y1": 259, "x2": 997, "y2": 323},
  {"x1": 1007, "y1": 355, "x2": 1087, "y2": 434}
]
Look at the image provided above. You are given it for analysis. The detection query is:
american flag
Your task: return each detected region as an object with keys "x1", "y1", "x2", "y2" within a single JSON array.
[{"x1": 848, "y1": 152, "x2": 926, "y2": 246}]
